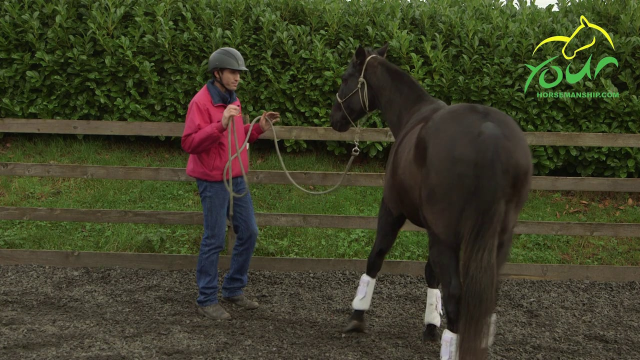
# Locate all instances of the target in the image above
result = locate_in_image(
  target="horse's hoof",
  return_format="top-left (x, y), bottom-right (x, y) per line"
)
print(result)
top-left (343, 320), bottom-right (366, 333)
top-left (422, 324), bottom-right (439, 342)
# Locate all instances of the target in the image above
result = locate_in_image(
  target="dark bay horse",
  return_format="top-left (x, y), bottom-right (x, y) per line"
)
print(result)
top-left (330, 43), bottom-right (533, 360)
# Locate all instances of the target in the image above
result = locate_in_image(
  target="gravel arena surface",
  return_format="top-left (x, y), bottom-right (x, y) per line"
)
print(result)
top-left (1, 264), bottom-right (639, 360)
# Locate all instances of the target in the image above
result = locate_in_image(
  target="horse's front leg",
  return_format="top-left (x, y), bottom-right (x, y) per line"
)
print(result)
top-left (344, 197), bottom-right (406, 333)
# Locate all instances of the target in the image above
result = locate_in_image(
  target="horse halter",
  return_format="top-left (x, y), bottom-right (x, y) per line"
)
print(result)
top-left (335, 54), bottom-right (379, 155)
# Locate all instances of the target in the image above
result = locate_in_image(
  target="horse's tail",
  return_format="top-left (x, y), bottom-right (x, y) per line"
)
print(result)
top-left (458, 122), bottom-right (506, 360)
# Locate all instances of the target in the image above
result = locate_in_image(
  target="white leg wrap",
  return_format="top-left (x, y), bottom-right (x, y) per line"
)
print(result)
top-left (351, 273), bottom-right (376, 311)
top-left (440, 329), bottom-right (458, 360)
top-left (482, 313), bottom-right (497, 348)
top-left (424, 287), bottom-right (443, 327)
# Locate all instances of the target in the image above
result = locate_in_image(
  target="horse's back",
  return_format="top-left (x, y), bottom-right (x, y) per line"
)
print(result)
top-left (424, 103), bottom-right (530, 171)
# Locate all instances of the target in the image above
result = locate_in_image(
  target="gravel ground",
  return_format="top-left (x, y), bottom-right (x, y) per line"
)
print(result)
top-left (1, 264), bottom-right (639, 360)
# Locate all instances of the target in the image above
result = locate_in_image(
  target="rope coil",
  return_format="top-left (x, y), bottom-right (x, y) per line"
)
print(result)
top-left (223, 115), bottom-right (360, 223)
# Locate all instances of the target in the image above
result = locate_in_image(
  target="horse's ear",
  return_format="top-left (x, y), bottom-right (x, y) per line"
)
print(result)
top-left (376, 42), bottom-right (389, 58)
top-left (355, 46), bottom-right (367, 64)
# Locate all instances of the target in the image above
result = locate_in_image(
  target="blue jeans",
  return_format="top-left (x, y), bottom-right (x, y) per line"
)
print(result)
top-left (195, 177), bottom-right (259, 307)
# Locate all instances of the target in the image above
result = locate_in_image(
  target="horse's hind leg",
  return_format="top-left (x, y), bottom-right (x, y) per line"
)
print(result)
top-left (344, 197), bottom-right (406, 333)
top-left (423, 234), bottom-right (443, 342)
top-left (428, 243), bottom-right (462, 360)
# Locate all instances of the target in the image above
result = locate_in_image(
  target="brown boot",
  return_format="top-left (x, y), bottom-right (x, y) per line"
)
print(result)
top-left (197, 302), bottom-right (231, 320)
top-left (222, 294), bottom-right (259, 309)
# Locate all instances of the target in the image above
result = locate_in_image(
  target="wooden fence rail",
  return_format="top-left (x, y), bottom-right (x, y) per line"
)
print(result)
top-left (1, 206), bottom-right (639, 237)
top-left (2, 249), bottom-right (640, 282)
top-left (2, 118), bottom-right (640, 147)
top-left (2, 162), bottom-right (640, 192)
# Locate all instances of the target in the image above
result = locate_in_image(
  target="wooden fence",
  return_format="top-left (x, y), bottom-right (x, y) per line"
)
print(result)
top-left (1, 118), bottom-right (639, 281)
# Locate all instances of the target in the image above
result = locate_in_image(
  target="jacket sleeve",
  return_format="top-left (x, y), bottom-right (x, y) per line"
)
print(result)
top-left (181, 101), bottom-right (226, 154)
top-left (244, 122), bottom-right (265, 144)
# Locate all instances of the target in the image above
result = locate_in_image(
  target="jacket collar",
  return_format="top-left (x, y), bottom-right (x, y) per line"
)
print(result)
top-left (206, 79), bottom-right (237, 106)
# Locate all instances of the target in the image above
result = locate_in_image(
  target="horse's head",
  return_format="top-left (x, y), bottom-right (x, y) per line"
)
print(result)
top-left (330, 43), bottom-right (388, 132)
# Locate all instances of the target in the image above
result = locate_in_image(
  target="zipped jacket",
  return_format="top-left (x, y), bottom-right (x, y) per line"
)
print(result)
top-left (181, 82), bottom-right (264, 181)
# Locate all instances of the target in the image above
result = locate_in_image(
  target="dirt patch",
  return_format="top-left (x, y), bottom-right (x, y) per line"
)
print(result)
top-left (1, 265), bottom-right (639, 359)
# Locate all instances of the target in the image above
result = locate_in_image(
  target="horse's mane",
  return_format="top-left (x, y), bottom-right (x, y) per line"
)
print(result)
top-left (365, 48), bottom-right (433, 102)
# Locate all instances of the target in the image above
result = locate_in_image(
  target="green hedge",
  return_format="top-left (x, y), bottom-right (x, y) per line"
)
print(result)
top-left (1, 0), bottom-right (639, 177)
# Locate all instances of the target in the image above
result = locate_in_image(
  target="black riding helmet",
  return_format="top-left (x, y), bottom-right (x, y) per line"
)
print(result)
top-left (208, 47), bottom-right (248, 94)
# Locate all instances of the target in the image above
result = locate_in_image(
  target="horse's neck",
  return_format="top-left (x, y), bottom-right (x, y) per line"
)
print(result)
top-left (370, 61), bottom-right (443, 138)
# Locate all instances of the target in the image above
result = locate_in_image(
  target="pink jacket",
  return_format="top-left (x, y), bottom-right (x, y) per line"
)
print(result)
top-left (181, 84), bottom-right (264, 182)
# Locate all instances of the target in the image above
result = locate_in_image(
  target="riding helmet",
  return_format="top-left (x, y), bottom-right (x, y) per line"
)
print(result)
top-left (207, 47), bottom-right (249, 72)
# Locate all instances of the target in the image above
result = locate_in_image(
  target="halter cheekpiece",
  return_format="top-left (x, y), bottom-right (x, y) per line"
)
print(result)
top-left (335, 54), bottom-right (379, 155)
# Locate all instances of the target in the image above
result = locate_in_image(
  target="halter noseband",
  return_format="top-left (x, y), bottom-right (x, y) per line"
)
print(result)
top-left (335, 54), bottom-right (379, 155)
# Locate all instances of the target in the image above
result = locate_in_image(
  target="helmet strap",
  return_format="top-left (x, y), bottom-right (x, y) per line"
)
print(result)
top-left (212, 69), bottom-right (236, 105)
top-left (213, 69), bottom-right (233, 94)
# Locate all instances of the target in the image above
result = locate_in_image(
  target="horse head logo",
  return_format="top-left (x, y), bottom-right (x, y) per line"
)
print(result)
top-left (533, 15), bottom-right (615, 60)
